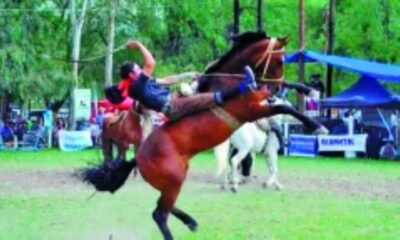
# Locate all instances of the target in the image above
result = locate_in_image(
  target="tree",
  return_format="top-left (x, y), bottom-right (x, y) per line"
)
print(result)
top-left (104, 0), bottom-right (117, 87)
top-left (68, 0), bottom-right (88, 130)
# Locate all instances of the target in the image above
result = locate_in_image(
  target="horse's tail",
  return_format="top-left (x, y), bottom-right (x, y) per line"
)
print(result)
top-left (214, 140), bottom-right (230, 178)
top-left (80, 158), bottom-right (137, 193)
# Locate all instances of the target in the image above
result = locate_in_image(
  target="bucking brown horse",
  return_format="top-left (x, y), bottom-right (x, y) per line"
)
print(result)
top-left (82, 31), bottom-right (327, 240)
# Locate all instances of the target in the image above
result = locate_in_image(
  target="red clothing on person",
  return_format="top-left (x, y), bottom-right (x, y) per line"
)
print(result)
top-left (118, 78), bottom-right (132, 98)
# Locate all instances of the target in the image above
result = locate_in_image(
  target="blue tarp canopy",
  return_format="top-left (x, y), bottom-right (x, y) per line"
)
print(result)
top-left (285, 51), bottom-right (400, 82)
top-left (320, 76), bottom-right (400, 109)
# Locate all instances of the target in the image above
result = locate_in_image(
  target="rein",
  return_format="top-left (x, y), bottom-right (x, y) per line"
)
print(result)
top-left (200, 73), bottom-right (282, 84)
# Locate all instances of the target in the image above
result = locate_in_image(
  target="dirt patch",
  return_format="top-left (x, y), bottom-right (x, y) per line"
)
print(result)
top-left (0, 169), bottom-right (87, 194)
top-left (0, 168), bottom-right (399, 201)
top-left (188, 170), bottom-right (400, 201)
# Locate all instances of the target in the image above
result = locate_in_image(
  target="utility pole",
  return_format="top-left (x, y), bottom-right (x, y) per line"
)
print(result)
top-left (298, 0), bottom-right (305, 113)
top-left (325, 0), bottom-right (335, 118)
top-left (256, 0), bottom-right (264, 32)
top-left (326, 0), bottom-right (335, 98)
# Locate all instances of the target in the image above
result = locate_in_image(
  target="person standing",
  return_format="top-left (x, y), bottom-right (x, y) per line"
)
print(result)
top-left (43, 105), bottom-right (53, 147)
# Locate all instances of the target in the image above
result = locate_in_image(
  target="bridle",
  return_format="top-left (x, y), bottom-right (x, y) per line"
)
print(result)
top-left (201, 37), bottom-right (285, 84)
top-left (254, 38), bottom-right (285, 84)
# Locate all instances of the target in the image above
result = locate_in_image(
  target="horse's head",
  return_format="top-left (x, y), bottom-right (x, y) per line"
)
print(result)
top-left (200, 31), bottom-right (287, 92)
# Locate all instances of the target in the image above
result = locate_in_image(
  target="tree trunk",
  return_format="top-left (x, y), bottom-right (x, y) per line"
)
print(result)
top-left (104, 0), bottom-right (116, 87)
top-left (256, 0), bottom-right (264, 32)
top-left (68, 0), bottom-right (88, 130)
top-left (233, 0), bottom-right (240, 35)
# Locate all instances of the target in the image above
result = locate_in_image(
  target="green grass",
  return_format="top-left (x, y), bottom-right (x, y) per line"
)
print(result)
top-left (0, 149), bottom-right (399, 240)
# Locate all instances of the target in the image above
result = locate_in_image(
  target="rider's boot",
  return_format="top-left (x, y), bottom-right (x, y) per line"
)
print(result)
top-left (214, 66), bottom-right (257, 104)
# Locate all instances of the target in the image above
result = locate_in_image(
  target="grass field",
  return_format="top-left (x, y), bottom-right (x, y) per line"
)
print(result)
top-left (0, 149), bottom-right (399, 240)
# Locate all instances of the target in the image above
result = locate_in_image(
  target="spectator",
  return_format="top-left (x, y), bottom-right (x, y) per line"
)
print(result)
top-left (43, 105), bottom-right (53, 147)
top-left (53, 118), bottom-right (66, 146)
top-left (1, 120), bottom-right (15, 148)
top-left (306, 73), bottom-right (325, 97)
top-left (32, 119), bottom-right (46, 148)
top-left (342, 111), bottom-right (355, 135)
top-left (379, 140), bottom-right (397, 160)
top-left (15, 120), bottom-right (28, 141)
top-left (95, 106), bottom-right (106, 128)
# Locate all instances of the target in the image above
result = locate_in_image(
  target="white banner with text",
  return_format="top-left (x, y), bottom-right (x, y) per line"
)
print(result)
top-left (318, 134), bottom-right (368, 152)
top-left (59, 130), bottom-right (93, 151)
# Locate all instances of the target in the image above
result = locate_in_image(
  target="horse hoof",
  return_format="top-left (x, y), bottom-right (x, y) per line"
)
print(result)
top-left (188, 222), bottom-right (198, 232)
top-left (240, 177), bottom-right (251, 185)
top-left (230, 187), bottom-right (237, 193)
top-left (313, 126), bottom-right (329, 135)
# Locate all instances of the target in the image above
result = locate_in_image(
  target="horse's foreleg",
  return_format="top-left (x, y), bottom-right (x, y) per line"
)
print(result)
top-left (271, 104), bottom-right (328, 134)
top-left (282, 82), bottom-right (313, 96)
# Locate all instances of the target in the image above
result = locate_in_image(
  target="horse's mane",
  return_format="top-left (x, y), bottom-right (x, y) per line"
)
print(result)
top-left (205, 31), bottom-right (269, 73)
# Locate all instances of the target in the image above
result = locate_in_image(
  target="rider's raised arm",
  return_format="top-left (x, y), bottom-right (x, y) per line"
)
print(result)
top-left (126, 40), bottom-right (155, 76)
top-left (156, 72), bottom-right (200, 86)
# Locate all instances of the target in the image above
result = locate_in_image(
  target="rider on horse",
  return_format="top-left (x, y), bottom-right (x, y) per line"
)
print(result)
top-left (106, 40), bottom-right (257, 121)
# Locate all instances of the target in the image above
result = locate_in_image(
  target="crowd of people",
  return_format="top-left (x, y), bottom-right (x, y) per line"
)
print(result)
top-left (0, 113), bottom-right (70, 150)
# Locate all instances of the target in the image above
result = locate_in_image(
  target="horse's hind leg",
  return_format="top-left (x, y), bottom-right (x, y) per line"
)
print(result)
top-left (153, 196), bottom-right (198, 239)
top-left (102, 138), bottom-right (113, 163)
top-left (153, 202), bottom-right (173, 240)
top-left (150, 171), bottom-right (187, 240)
top-left (229, 150), bottom-right (249, 192)
top-left (171, 207), bottom-right (198, 231)
top-left (263, 137), bottom-right (283, 190)
top-left (116, 143), bottom-right (128, 161)
top-left (214, 140), bottom-right (230, 190)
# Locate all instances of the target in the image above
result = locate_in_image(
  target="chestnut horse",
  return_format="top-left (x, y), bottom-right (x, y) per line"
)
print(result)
top-left (101, 108), bottom-right (152, 162)
top-left (83, 31), bottom-right (327, 240)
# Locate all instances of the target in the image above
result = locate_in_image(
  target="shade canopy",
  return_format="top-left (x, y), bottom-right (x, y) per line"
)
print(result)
top-left (285, 50), bottom-right (400, 82)
top-left (320, 76), bottom-right (400, 109)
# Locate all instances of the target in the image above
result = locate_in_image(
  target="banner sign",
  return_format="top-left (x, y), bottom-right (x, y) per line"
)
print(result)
top-left (318, 134), bottom-right (368, 152)
top-left (59, 130), bottom-right (93, 151)
top-left (288, 134), bottom-right (318, 157)
top-left (74, 89), bottom-right (91, 120)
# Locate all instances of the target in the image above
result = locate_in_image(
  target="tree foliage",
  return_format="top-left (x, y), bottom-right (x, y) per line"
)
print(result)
top-left (1, 0), bottom-right (399, 110)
